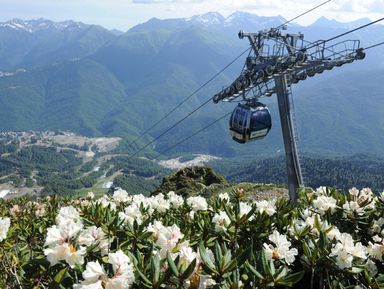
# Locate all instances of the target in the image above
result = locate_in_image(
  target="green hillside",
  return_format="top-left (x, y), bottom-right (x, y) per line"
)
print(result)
top-left (0, 59), bottom-right (141, 136)
top-left (0, 16), bottom-right (383, 157)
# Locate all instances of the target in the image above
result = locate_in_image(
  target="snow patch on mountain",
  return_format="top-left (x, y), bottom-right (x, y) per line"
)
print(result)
top-left (187, 12), bottom-right (225, 26)
top-left (0, 18), bottom-right (87, 33)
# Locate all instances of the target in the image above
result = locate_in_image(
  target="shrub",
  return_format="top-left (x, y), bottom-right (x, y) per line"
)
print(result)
top-left (0, 186), bottom-right (383, 288)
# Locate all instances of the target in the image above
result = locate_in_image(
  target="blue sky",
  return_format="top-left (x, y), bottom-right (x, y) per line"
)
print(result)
top-left (0, 0), bottom-right (383, 31)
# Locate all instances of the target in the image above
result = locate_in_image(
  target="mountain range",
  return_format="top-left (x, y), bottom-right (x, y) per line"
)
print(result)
top-left (0, 13), bottom-right (383, 157)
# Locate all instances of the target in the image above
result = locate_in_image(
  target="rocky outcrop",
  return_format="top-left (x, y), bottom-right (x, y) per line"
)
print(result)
top-left (153, 166), bottom-right (228, 197)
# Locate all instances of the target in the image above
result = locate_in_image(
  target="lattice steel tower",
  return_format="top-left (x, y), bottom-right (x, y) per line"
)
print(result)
top-left (213, 27), bottom-right (365, 202)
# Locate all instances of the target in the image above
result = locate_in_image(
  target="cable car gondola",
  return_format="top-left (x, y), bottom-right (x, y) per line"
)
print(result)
top-left (229, 102), bottom-right (272, 143)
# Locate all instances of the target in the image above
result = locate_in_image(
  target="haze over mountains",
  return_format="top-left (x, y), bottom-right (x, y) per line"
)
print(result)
top-left (0, 13), bottom-right (383, 157)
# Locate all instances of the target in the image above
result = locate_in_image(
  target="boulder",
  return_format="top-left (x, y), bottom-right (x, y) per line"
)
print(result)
top-left (153, 166), bottom-right (228, 197)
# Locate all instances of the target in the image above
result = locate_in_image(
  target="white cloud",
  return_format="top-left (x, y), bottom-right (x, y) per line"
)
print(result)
top-left (0, 0), bottom-right (382, 30)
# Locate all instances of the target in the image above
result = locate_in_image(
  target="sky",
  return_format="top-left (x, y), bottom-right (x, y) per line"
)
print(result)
top-left (0, 0), bottom-right (383, 31)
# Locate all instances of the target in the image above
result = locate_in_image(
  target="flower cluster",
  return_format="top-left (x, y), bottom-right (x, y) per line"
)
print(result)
top-left (73, 250), bottom-right (134, 289)
top-left (147, 220), bottom-right (185, 258)
top-left (44, 206), bottom-right (108, 268)
top-left (1, 185), bottom-right (384, 289)
top-left (330, 233), bottom-right (367, 269)
top-left (0, 216), bottom-right (10, 242)
top-left (263, 230), bottom-right (298, 265)
top-left (44, 206), bottom-right (85, 268)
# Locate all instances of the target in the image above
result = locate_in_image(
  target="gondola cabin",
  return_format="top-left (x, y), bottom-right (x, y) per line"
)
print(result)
top-left (229, 102), bottom-right (272, 143)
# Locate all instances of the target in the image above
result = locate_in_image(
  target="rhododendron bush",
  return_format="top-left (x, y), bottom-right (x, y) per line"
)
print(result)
top-left (0, 187), bottom-right (384, 288)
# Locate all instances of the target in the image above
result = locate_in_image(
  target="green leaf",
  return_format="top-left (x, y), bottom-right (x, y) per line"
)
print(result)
top-left (235, 246), bottom-right (250, 267)
top-left (134, 264), bottom-right (152, 285)
top-left (54, 267), bottom-right (68, 284)
top-left (318, 231), bottom-right (327, 250)
top-left (349, 267), bottom-right (364, 274)
top-left (245, 262), bottom-right (263, 279)
top-left (151, 254), bottom-right (160, 285)
top-left (269, 258), bottom-right (275, 276)
top-left (199, 242), bottom-right (215, 270)
top-left (214, 241), bottom-right (223, 268)
top-left (223, 259), bottom-right (237, 274)
top-left (278, 270), bottom-right (305, 286)
top-left (258, 250), bottom-right (269, 275)
top-left (275, 266), bottom-right (288, 281)
top-left (166, 251), bottom-right (179, 277)
top-left (180, 258), bottom-right (197, 281)
top-left (224, 205), bottom-right (235, 223)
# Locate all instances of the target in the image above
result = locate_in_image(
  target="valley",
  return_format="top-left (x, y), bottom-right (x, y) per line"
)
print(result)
top-left (1, 130), bottom-right (383, 199)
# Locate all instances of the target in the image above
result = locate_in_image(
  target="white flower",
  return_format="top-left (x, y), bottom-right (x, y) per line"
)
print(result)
top-left (367, 235), bottom-right (384, 261)
top-left (56, 206), bottom-right (81, 225)
top-left (342, 201), bottom-right (365, 216)
top-left (188, 211), bottom-right (195, 220)
top-left (147, 220), bottom-right (165, 239)
top-left (330, 233), bottom-right (367, 269)
top-left (312, 195), bottom-right (337, 215)
top-left (185, 275), bottom-right (216, 289)
top-left (218, 192), bottom-right (230, 202)
top-left (45, 219), bottom-right (83, 247)
top-left (368, 242), bottom-right (383, 260)
top-left (108, 250), bottom-right (135, 287)
top-left (326, 226), bottom-right (342, 241)
top-left (87, 191), bottom-right (95, 200)
top-left (113, 188), bottom-right (130, 204)
top-left (255, 199), bottom-right (276, 216)
top-left (95, 195), bottom-right (117, 211)
top-left (149, 193), bottom-right (170, 213)
top-left (44, 244), bottom-right (70, 266)
top-left (0, 217), bottom-right (10, 242)
top-left (212, 211), bottom-right (231, 231)
top-left (288, 219), bottom-right (308, 238)
top-left (239, 202), bottom-right (253, 219)
top-left (44, 206), bottom-right (86, 268)
top-left (156, 224), bottom-right (184, 258)
top-left (82, 261), bottom-right (105, 283)
top-left (35, 204), bottom-right (47, 217)
top-left (177, 242), bottom-right (198, 268)
top-left (332, 249), bottom-right (353, 269)
top-left (10, 204), bottom-right (21, 217)
top-left (148, 221), bottom-right (184, 258)
top-left (44, 243), bottom-right (86, 268)
top-left (78, 226), bottom-right (109, 256)
top-left (74, 252), bottom-right (134, 289)
top-left (132, 194), bottom-right (148, 206)
top-left (187, 196), bottom-right (208, 212)
top-left (349, 187), bottom-right (359, 196)
top-left (167, 191), bottom-right (184, 208)
top-left (263, 230), bottom-right (298, 265)
top-left (119, 204), bottom-right (142, 226)
top-left (380, 191), bottom-right (384, 201)
top-left (370, 218), bottom-right (384, 235)
top-left (315, 186), bottom-right (327, 196)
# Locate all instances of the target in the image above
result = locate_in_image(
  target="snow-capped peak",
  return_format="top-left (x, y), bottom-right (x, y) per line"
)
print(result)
top-left (0, 18), bottom-right (87, 33)
top-left (225, 11), bottom-right (254, 23)
top-left (187, 12), bottom-right (225, 25)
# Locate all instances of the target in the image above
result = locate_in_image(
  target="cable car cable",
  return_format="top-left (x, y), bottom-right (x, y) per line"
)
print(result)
top-left (306, 17), bottom-right (384, 50)
top-left (127, 46), bottom-right (251, 148)
top-left (275, 0), bottom-right (332, 30)
top-left (160, 111), bottom-right (232, 155)
top-left (364, 41), bottom-right (384, 50)
top-left (128, 96), bottom-right (219, 159)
